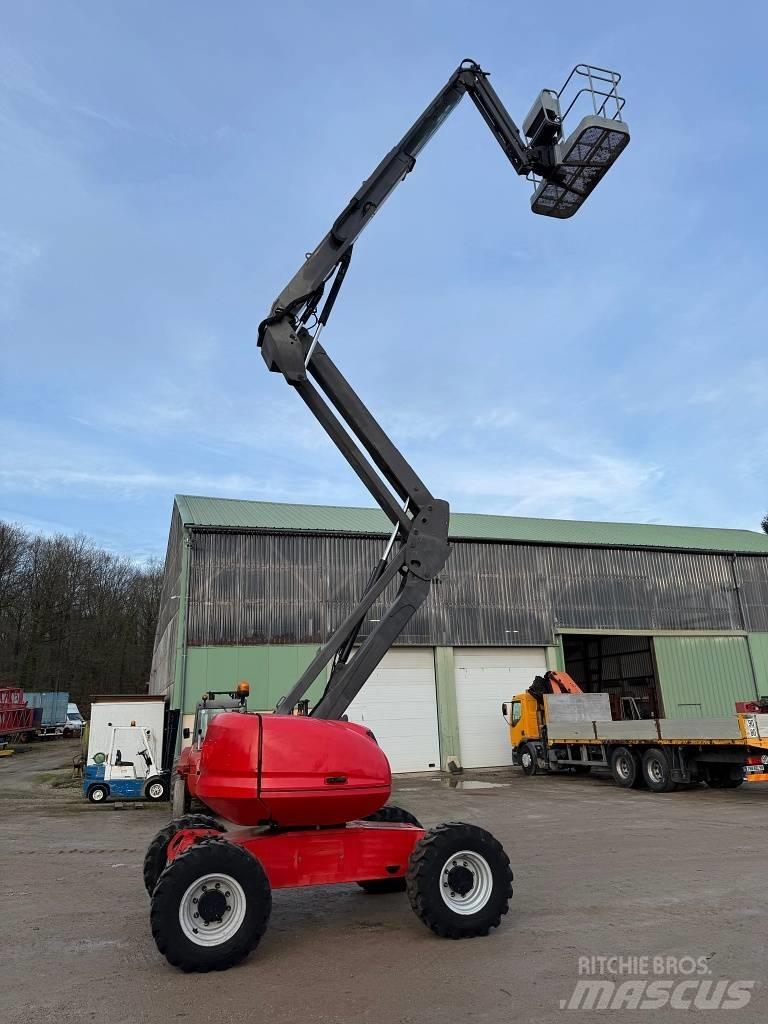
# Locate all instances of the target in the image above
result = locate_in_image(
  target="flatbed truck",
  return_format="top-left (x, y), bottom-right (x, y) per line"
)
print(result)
top-left (503, 682), bottom-right (768, 792)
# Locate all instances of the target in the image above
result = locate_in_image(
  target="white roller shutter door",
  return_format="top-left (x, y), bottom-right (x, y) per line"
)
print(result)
top-left (346, 648), bottom-right (440, 773)
top-left (455, 648), bottom-right (547, 768)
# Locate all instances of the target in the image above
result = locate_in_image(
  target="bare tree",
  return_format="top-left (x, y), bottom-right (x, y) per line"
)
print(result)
top-left (0, 522), bottom-right (164, 706)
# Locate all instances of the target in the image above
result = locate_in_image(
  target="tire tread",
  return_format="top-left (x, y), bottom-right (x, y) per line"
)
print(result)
top-left (406, 821), bottom-right (512, 939)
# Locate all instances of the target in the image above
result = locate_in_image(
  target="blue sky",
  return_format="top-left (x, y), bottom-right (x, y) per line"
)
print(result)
top-left (2, 1), bottom-right (767, 560)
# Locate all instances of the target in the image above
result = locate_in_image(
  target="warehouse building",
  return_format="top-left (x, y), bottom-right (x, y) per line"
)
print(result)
top-left (150, 495), bottom-right (768, 773)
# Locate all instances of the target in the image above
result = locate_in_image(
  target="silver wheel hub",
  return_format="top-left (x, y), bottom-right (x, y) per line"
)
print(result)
top-left (648, 759), bottom-right (663, 783)
top-left (439, 850), bottom-right (493, 915)
top-left (521, 751), bottom-right (532, 768)
top-left (617, 756), bottom-right (631, 779)
top-left (148, 783), bottom-right (164, 799)
top-left (179, 872), bottom-right (246, 946)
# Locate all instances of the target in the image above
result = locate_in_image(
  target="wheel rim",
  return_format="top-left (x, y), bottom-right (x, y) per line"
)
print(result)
top-left (521, 751), bottom-right (532, 769)
top-left (647, 758), bottom-right (663, 783)
top-left (148, 783), bottom-right (164, 799)
top-left (616, 756), bottom-right (632, 780)
top-left (91, 788), bottom-right (105, 802)
top-left (439, 850), bottom-right (493, 915)
top-left (179, 872), bottom-right (246, 946)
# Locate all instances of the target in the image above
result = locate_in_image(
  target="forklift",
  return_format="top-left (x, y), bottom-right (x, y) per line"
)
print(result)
top-left (144, 59), bottom-right (629, 972)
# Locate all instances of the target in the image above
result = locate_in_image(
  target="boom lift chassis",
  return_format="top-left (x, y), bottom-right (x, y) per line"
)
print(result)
top-left (144, 58), bottom-right (628, 973)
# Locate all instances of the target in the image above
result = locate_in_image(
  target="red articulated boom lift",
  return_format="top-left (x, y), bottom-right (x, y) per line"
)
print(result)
top-left (144, 59), bottom-right (629, 972)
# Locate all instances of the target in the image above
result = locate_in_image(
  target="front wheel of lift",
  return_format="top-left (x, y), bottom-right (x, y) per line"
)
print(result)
top-left (406, 822), bottom-right (513, 938)
top-left (143, 814), bottom-right (224, 895)
top-left (151, 837), bottom-right (271, 972)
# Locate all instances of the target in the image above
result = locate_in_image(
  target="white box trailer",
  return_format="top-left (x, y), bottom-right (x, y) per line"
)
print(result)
top-left (83, 696), bottom-right (178, 804)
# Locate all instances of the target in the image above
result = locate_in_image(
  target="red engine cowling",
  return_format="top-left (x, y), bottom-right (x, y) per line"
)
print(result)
top-left (195, 713), bottom-right (392, 826)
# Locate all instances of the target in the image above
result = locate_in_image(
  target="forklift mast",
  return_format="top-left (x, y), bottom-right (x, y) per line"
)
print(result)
top-left (259, 60), bottom-right (629, 720)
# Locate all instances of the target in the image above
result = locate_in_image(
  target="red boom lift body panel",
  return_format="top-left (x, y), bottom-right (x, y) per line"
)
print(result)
top-left (196, 713), bottom-right (392, 827)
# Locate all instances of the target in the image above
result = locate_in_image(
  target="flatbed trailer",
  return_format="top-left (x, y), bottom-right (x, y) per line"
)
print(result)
top-left (506, 692), bottom-right (768, 792)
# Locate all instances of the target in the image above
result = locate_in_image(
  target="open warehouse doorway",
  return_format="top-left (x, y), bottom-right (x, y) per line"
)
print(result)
top-left (561, 633), bottom-right (662, 720)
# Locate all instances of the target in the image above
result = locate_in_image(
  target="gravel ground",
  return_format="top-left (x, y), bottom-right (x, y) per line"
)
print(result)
top-left (2, 739), bottom-right (767, 1024)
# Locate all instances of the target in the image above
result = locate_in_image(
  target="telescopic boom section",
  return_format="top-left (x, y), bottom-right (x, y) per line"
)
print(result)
top-left (258, 59), bottom-right (627, 719)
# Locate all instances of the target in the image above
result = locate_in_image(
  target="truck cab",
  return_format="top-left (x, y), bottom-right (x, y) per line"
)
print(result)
top-left (503, 671), bottom-right (584, 773)
top-left (503, 692), bottom-right (543, 770)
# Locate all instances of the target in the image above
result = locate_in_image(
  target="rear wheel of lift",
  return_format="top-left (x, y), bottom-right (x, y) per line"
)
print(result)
top-left (518, 742), bottom-right (538, 776)
top-left (87, 784), bottom-right (109, 803)
top-left (407, 822), bottom-right (513, 938)
top-left (641, 747), bottom-right (677, 793)
top-left (151, 837), bottom-right (271, 972)
top-left (143, 814), bottom-right (224, 895)
top-left (358, 805), bottom-right (423, 893)
top-left (171, 774), bottom-right (191, 818)
top-left (145, 777), bottom-right (168, 802)
top-left (610, 746), bottom-right (640, 788)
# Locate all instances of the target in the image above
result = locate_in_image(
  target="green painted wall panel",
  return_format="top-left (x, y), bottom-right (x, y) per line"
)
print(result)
top-left (182, 645), bottom-right (326, 714)
top-left (654, 635), bottom-right (757, 717)
top-left (748, 634), bottom-right (768, 696)
top-left (434, 647), bottom-right (460, 770)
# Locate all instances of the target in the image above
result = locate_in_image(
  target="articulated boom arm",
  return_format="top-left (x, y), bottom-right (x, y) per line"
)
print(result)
top-left (259, 59), bottom-right (627, 720)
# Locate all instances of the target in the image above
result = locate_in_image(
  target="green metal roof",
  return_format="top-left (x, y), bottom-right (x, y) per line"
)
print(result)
top-left (174, 495), bottom-right (768, 555)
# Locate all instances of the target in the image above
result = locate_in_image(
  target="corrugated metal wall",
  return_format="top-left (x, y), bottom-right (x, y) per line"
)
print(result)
top-left (183, 530), bottom-right (768, 647)
top-left (653, 636), bottom-right (757, 716)
top-left (149, 508), bottom-right (183, 697)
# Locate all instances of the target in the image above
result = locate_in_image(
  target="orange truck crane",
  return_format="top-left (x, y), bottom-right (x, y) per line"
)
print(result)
top-left (503, 674), bottom-right (768, 791)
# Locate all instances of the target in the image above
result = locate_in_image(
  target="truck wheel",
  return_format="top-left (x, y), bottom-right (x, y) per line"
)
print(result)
top-left (641, 747), bottom-right (677, 793)
top-left (705, 767), bottom-right (744, 789)
top-left (359, 805), bottom-right (423, 893)
top-left (172, 775), bottom-right (191, 818)
top-left (518, 742), bottom-right (538, 776)
top-left (145, 777), bottom-right (169, 802)
top-left (143, 814), bottom-right (224, 895)
top-left (610, 746), bottom-right (640, 788)
top-left (407, 822), bottom-right (513, 938)
top-left (87, 784), bottom-right (109, 803)
top-left (151, 837), bottom-right (271, 972)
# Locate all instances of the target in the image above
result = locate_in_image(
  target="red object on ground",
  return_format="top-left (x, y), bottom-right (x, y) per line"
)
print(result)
top-left (167, 820), bottom-right (423, 889)
top-left (0, 687), bottom-right (36, 738)
top-left (736, 700), bottom-right (768, 713)
top-left (196, 712), bottom-right (391, 827)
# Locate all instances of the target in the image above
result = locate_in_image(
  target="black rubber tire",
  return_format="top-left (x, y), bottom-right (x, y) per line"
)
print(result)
top-left (641, 747), bottom-right (677, 793)
top-left (87, 784), bottom-right (109, 803)
top-left (407, 822), bottom-right (513, 939)
top-left (364, 804), bottom-right (422, 827)
top-left (705, 767), bottom-right (744, 789)
top-left (610, 746), bottom-right (640, 789)
top-left (171, 774), bottom-right (191, 818)
top-left (151, 837), bottom-right (271, 973)
top-left (143, 814), bottom-right (224, 895)
top-left (359, 805), bottom-right (423, 893)
top-left (518, 742), bottom-right (538, 776)
top-left (145, 776), bottom-right (169, 802)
